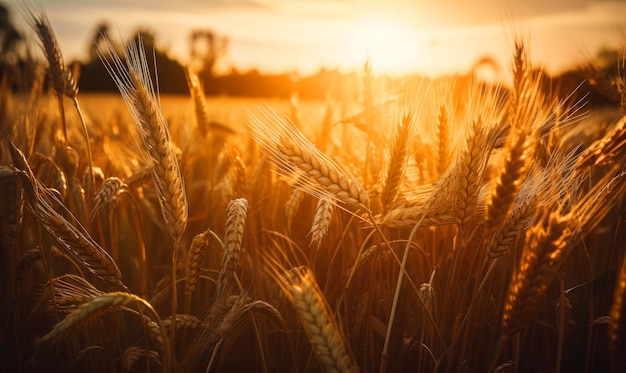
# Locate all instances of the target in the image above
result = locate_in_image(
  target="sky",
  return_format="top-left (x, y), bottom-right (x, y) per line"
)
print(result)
top-left (6, 0), bottom-right (626, 77)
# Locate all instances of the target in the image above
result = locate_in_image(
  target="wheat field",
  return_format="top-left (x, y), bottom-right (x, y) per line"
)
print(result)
top-left (2, 8), bottom-right (626, 373)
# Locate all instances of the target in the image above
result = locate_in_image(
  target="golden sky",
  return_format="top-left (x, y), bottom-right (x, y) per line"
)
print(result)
top-left (9, 0), bottom-right (626, 77)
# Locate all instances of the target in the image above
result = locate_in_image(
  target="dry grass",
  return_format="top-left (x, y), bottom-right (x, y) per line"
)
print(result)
top-left (3, 9), bottom-right (626, 373)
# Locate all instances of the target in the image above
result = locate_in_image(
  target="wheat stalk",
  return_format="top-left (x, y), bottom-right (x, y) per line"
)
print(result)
top-left (610, 251), bottom-right (626, 371)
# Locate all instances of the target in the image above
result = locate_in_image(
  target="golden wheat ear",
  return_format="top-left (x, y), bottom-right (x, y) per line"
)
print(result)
top-left (215, 198), bottom-right (248, 302)
top-left (99, 35), bottom-right (188, 350)
top-left (247, 105), bottom-right (370, 211)
top-left (184, 66), bottom-right (211, 137)
top-left (379, 111), bottom-right (415, 213)
top-left (280, 267), bottom-right (358, 373)
top-left (184, 229), bottom-right (212, 312)
top-left (502, 210), bottom-right (575, 336)
top-left (99, 36), bottom-right (188, 244)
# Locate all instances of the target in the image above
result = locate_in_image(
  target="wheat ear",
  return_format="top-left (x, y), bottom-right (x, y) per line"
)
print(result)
top-left (379, 201), bottom-right (455, 229)
top-left (380, 111), bottom-right (414, 212)
top-left (310, 196), bottom-right (334, 248)
top-left (100, 38), bottom-right (187, 242)
top-left (484, 127), bottom-right (533, 237)
top-left (454, 118), bottom-right (491, 228)
top-left (184, 65), bottom-right (211, 137)
top-left (38, 292), bottom-right (149, 343)
top-left (120, 346), bottom-right (161, 371)
top-left (24, 8), bottom-right (69, 141)
top-left (125, 166), bottom-right (152, 189)
top-left (502, 210), bottom-right (574, 336)
top-left (436, 104), bottom-right (451, 177)
top-left (215, 198), bottom-right (248, 301)
top-left (248, 106), bottom-right (369, 210)
top-left (486, 199), bottom-right (536, 260)
top-left (25, 8), bottom-right (93, 187)
top-left (184, 230), bottom-right (211, 313)
top-left (163, 314), bottom-right (205, 331)
top-left (90, 176), bottom-right (125, 220)
top-left (285, 267), bottom-right (357, 373)
top-left (285, 187), bottom-right (305, 231)
top-left (227, 146), bottom-right (247, 197)
top-left (576, 115), bottom-right (626, 170)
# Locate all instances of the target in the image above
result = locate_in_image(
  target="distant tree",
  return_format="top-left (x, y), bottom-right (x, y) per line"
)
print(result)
top-left (580, 45), bottom-right (624, 107)
top-left (78, 27), bottom-right (186, 94)
top-left (189, 29), bottom-right (228, 78)
top-left (125, 29), bottom-right (187, 94)
top-left (0, 3), bottom-right (24, 65)
top-left (87, 21), bottom-right (113, 62)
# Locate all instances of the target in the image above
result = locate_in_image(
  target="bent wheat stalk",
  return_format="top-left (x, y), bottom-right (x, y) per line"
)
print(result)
top-left (247, 106), bottom-right (369, 210)
top-left (38, 292), bottom-right (171, 371)
top-left (10, 143), bottom-right (125, 290)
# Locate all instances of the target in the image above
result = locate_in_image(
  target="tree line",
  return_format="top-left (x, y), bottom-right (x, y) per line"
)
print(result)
top-left (0, 2), bottom-right (622, 105)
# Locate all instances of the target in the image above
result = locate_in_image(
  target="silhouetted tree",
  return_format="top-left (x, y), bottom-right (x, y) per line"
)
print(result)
top-left (87, 21), bottom-right (112, 62)
top-left (189, 29), bottom-right (228, 78)
top-left (78, 27), bottom-right (187, 94)
top-left (0, 3), bottom-right (24, 65)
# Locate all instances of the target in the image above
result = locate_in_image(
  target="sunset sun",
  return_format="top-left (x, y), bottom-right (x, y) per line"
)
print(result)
top-left (331, 17), bottom-right (427, 75)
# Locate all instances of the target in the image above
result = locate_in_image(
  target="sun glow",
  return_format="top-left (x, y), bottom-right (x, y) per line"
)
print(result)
top-left (332, 17), bottom-right (429, 75)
